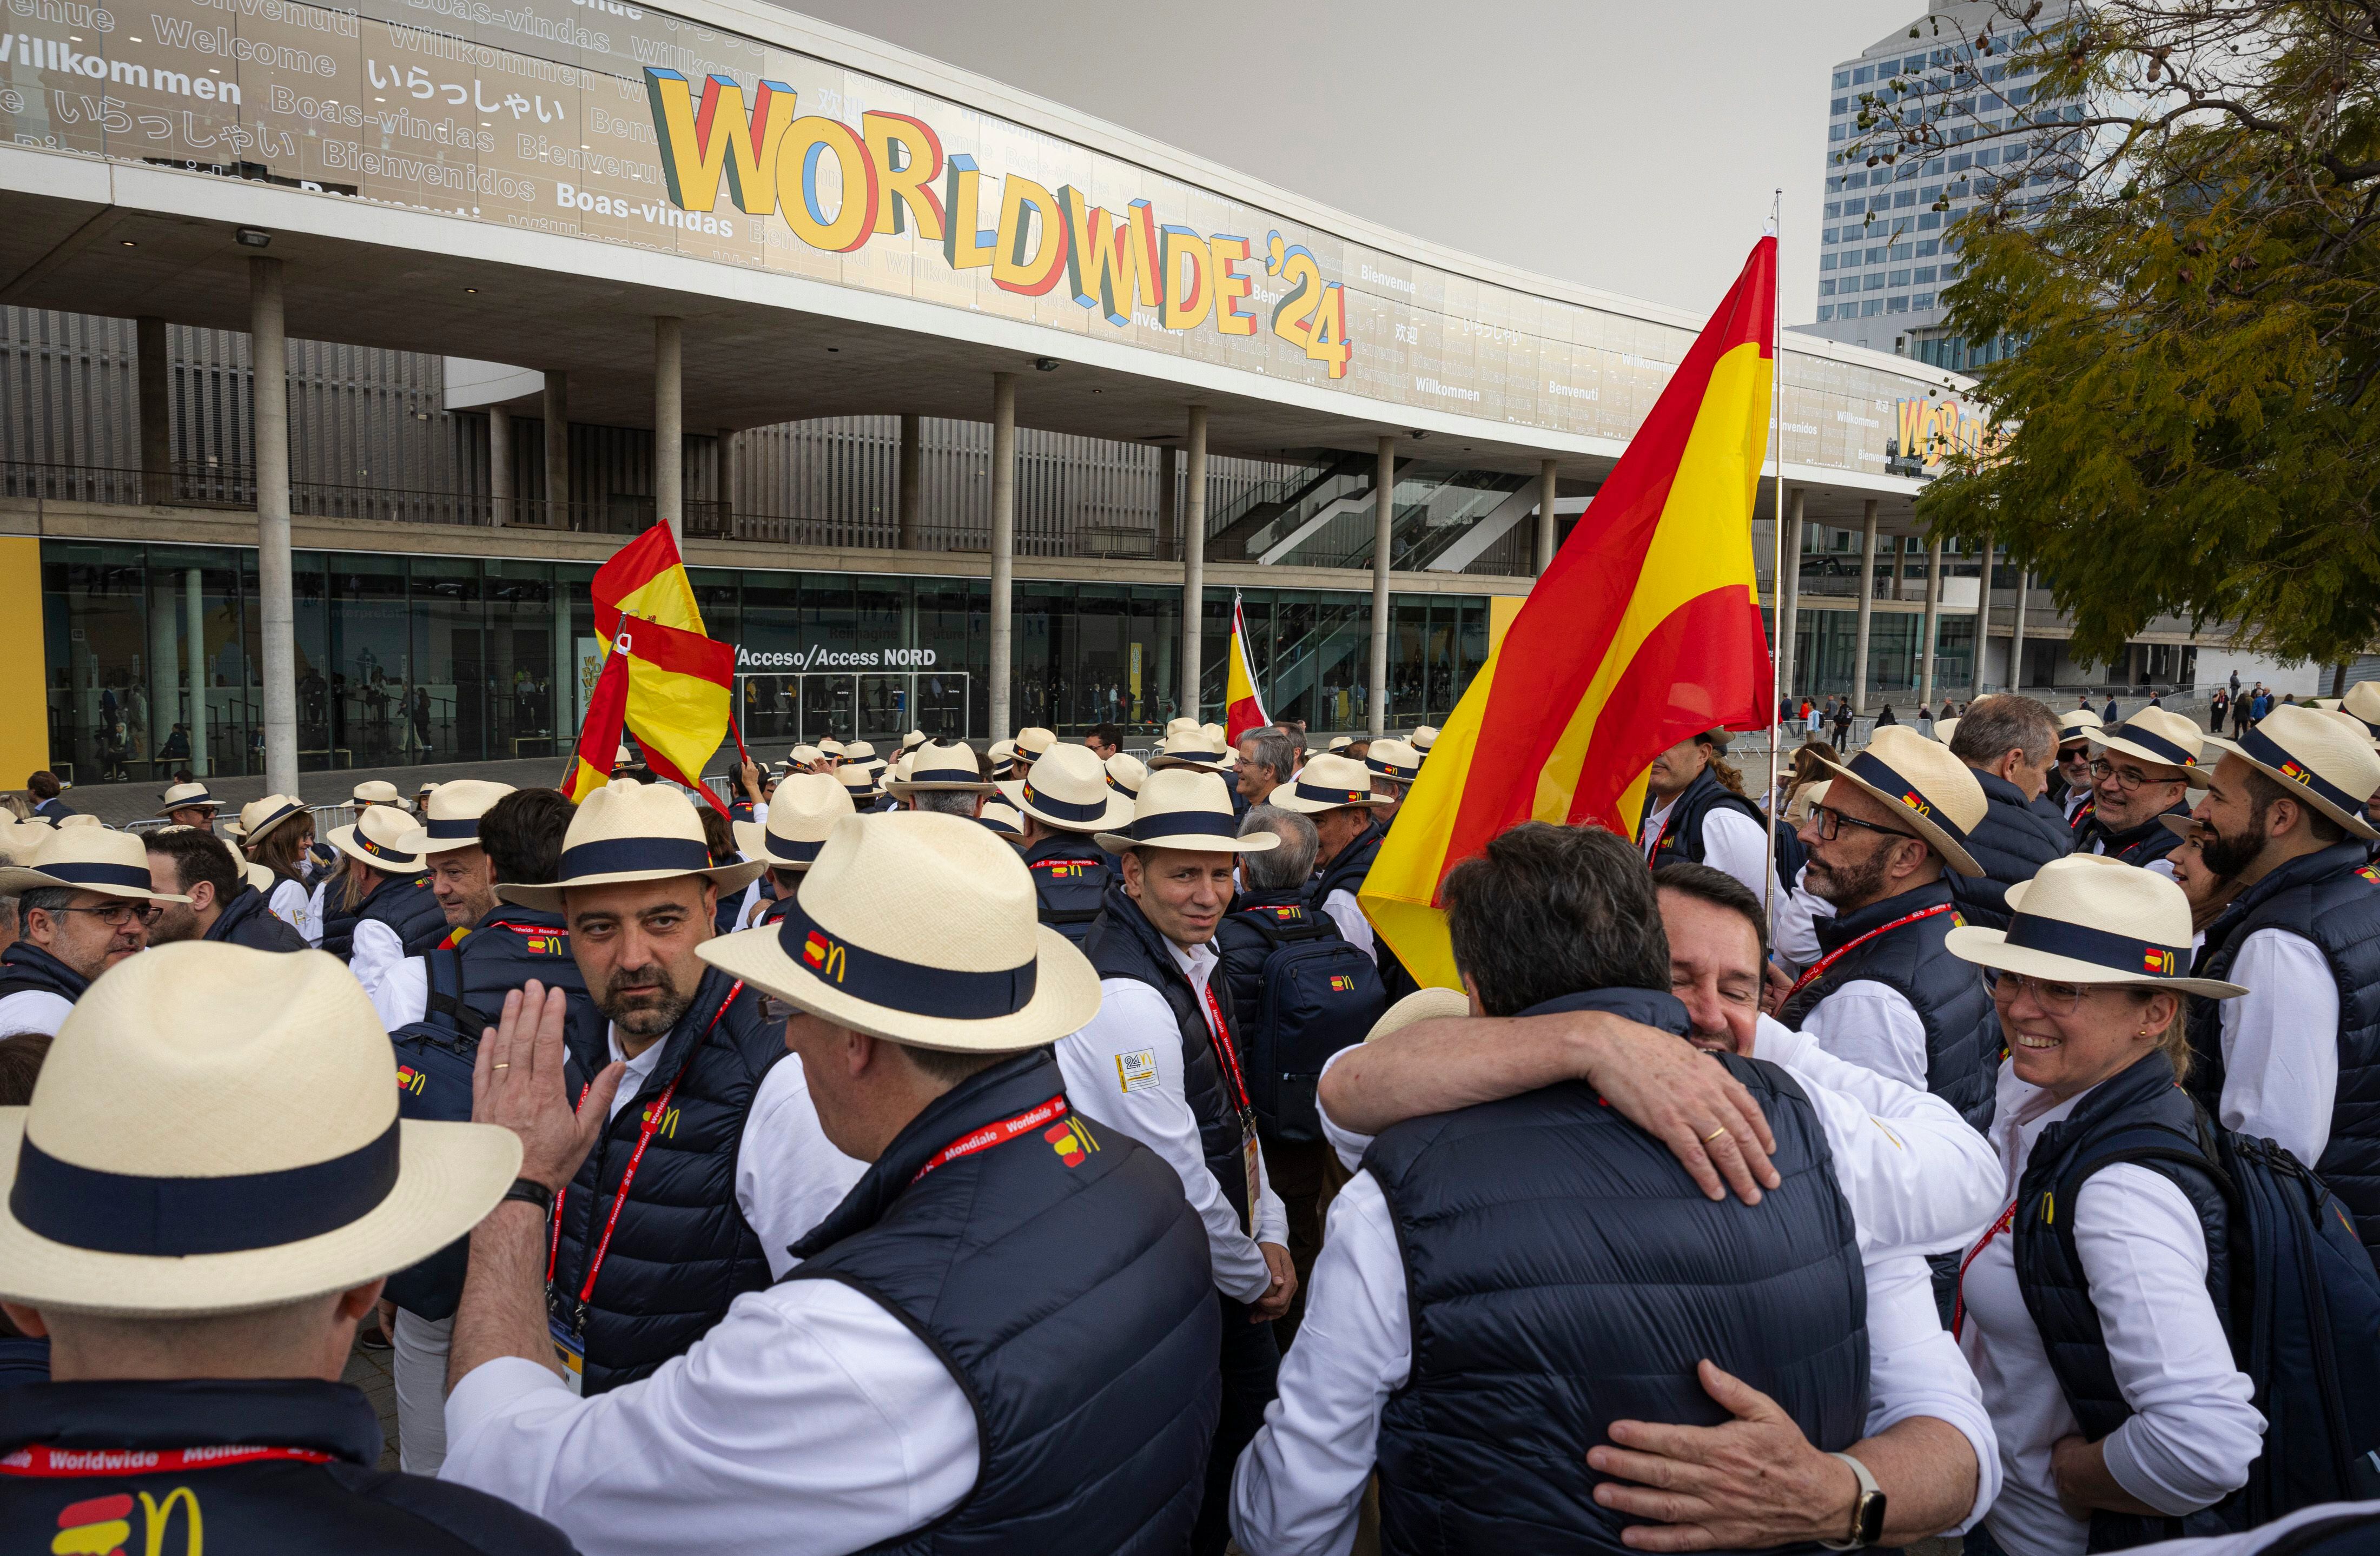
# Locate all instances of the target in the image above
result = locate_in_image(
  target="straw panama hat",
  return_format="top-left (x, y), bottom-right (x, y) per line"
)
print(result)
top-left (1328, 736), bottom-right (1353, 752)
top-left (2202, 703), bottom-right (2380, 842)
top-left (1166, 717), bottom-right (1201, 736)
top-left (154, 780), bottom-right (222, 817)
top-left (901, 729), bottom-right (928, 751)
top-left (395, 779), bottom-right (515, 856)
top-left (326, 804), bottom-right (428, 876)
top-left (415, 780), bottom-right (440, 802)
top-left (1786, 779), bottom-right (1832, 827)
top-left (0, 818), bottom-right (43, 866)
top-left (2091, 707), bottom-right (2205, 780)
top-left (1370, 985), bottom-right (1469, 1041)
top-left (0, 943), bottom-right (520, 1315)
top-left (2059, 708), bottom-right (2103, 739)
top-left (1014, 727), bottom-right (1057, 759)
top-left (1104, 752), bottom-right (1148, 798)
top-left (352, 779), bottom-right (409, 809)
top-left (839, 763), bottom-right (882, 803)
top-left (1200, 721), bottom-right (1226, 747)
top-left (789, 744), bottom-right (826, 769)
top-left (498, 778), bottom-right (768, 912)
top-left (2315, 706), bottom-right (2380, 753)
top-left (1146, 730), bottom-right (1232, 773)
top-left (888, 740), bottom-right (993, 799)
top-left (1814, 724), bottom-right (1988, 878)
top-left (1946, 854), bottom-right (2249, 999)
top-left (1363, 738), bottom-right (1423, 786)
top-left (2343, 680), bottom-right (2380, 738)
top-left (1000, 743), bottom-right (1134, 834)
top-left (1096, 768), bottom-right (1280, 855)
top-left (223, 793), bottom-right (309, 844)
top-left (733, 772), bottom-right (855, 871)
top-left (0, 824), bottom-right (189, 903)
top-left (697, 811), bottom-right (1101, 1054)
top-left (1411, 725), bottom-right (1441, 753)
top-left (1273, 753), bottom-right (1396, 816)
top-left (978, 800), bottom-right (1026, 839)
top-left (988, 738), bottom-right (1018, 778)
top-left (1935, 717), bottom-right (1961, 749)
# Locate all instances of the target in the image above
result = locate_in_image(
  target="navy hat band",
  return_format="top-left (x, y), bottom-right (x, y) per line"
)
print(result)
top-left (775, 901), bottom-right (1036, 1019)
top-left (426, 816), bottom-right (481, 840)
top-left (764, 835), bottom-right (824, 866)
top-left (39, 859), bottom-right (156, 891)
top-left (1293, 779), bottom-right (1374, 806)
top-left (1020, 782), bottom-right (1110, 823)
top-left (11, 1119), bottom-right (399, 1256)
top-left (558, 836), bottom-right (713, 878)
top-left (1846, 752), bottom-right (1972, 850)
top-left (904, 765), bottom-right (983, 786)
top-left (1126, 810), bottom-right (1239, 841)
top-left (2238, 726), bottom-right (2364, 817)
top-left (2104, 723), bottom-right (2197, 769)
top-left (2004, 914), bottom-right (2192, 980)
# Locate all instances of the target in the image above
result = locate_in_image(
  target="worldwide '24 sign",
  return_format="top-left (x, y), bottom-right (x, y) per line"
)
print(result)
top-left (642, 69), bottom-right (1353, 378)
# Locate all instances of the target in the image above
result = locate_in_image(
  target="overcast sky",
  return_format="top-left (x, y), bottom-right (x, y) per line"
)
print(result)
top-left (777, 0), bottom-right (1914, 323)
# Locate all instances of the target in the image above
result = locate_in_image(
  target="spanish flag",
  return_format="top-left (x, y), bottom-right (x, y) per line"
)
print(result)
top-left (1361, 237), bottom-right (1778, 988)
top-left (572, 527), bottom-right (737, 814)
top-left (1223, 593), bottom-right (1272, 747)
top-left (564, 638), bottom-right (631, 803)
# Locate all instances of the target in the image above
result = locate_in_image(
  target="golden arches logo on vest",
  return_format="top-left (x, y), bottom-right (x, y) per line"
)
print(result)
top-left (50, 1488), bottom-right (202, 1556)
top-left (641, 70), bottom-right (1355, 379)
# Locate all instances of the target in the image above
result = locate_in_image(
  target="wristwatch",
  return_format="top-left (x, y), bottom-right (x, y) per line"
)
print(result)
top-left (1820, 1451), bottom-right (1886, 1550)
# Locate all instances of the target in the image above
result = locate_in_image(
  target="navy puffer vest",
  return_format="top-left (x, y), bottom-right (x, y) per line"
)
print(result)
top-left (2189, 841), bottom-right (2380, 1260)
top-left (550, 967), bottom-right (787, 1394)
top-left (1948, 769), bottom-right (2073, 930)
top-left (1779, 878), bottom-right (1998, 1126)
top-left (204, 883), bottom-right (310, 952)
top-left (1644, 767), bottom-right (1768, 871)
top-left (354, 871), bottom-right (452, 957)
top-left (1367, 987), bottom-right (1869, 1556)
top-left (0, 942), bottom-right (88, 1004)
top-left (2076, 802), bottom-right (2190, 870)
top-left (1022, 833), bottom-right (1110, 945)
top-left (1084, 879), bottom-right (1251, 1230)
top-left (431, 908), bottom-right (597, 1044)
top-left (2012, 1051), bottom-right (2231, 1550)
top-left (1313, 817), bottom-right (1419, 1003)
top-left (787, 1050), bottom-right (1221, 1555)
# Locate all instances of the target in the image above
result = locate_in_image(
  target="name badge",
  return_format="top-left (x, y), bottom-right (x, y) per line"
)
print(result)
top-left (547, 1315), bottom-right (586, 1397)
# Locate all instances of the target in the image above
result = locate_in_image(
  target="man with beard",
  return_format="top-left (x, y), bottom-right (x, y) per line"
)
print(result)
top-left (1244, 860), bottom-right (2006, 1554)
top-left (2050, 709), bottom-right (2103, 823)
top-left (2186, 704), bottom-right (2380, 1266)
top-left (1779, 726), bottom-right (1998, 1127)
top-left (2072, 708), bottom-right (2205, 879)
top-left (142, 825), bottom-right (307, 951)
top-left (498, 779), bottom-right (866, 1395)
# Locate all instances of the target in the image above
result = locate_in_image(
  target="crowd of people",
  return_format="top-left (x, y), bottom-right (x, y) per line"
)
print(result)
top-left (0, 692), bottom-right (2377, 1556)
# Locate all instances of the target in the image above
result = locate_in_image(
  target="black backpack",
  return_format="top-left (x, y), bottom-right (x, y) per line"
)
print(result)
top-left (2047, 1115), bottom-right (2380, 1539)
top-left (1228, 907), bottom-right (1386, 1144)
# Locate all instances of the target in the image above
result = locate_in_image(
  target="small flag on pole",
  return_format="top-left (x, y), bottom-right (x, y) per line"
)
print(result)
top-left (565, 526), bottom-right (737, 815)
top-left (1224, 593), bottom-right (1272, 748)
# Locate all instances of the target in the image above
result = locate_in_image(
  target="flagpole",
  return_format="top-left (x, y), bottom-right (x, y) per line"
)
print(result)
top-left (1764, 190), bottom-right (1786, 926)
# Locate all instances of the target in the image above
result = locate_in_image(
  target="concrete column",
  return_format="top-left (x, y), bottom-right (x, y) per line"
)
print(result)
top-left (1971, 528), bottom-right (1998, 702)
top-left (146, 579), bottom-right (177, 763)
top-left (136, 315), bottom-right (171, 502)
top-left (1369, 435), bottom-right (1396, 737)
top-left (487, 406), bottom-right (512, 528)
top-left (184, 568), bottom-right (209, 778)
top-left (542, 370), bottom-right (569, 528)
top-left (552, 586), bottom-right (574, 740)
top-left (1851, 498), bottom-right (1879, 718)
top-left (1156, 444), bottom-right (1179, 560)
top-left (1181, 408), bottom-right (1209, 719)
top-left (1779, 487), bottom-right (1805, 699)
top-left (897, 413), bottom-right (922, 548)
top-left (250, 256), bottom-right (298, 797)
top-left (2008, 560), bottom-right (2031, 693)
top-left (1536, 457), bottom-right (1559, 574)
top-left (720, 429), bottom-right (741, 534)
top-left (1918, 534), bottom-right (1945, 709)
top-left (1887, 537), bottom-right (1903, 600)
top-left (989, 373), bottom-right (1017, 738)
top-left (654, 316), bottom-right (683, 544)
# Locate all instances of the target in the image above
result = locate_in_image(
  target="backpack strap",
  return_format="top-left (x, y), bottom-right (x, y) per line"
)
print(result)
top-left (421, 946), bottom-right (468, 1034)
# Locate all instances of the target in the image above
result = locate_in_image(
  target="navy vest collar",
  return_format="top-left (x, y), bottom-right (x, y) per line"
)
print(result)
top-left (604, 964), bottom-right (747, 1112)
top-left (203, 883), bottom-right (270, 944)
top-left (1098, 876), bottom-right (1188, 973)
top-left (1023, 833), bottom-right (1106, 865)
top-left (2201, 840), bottom-right (2374, 968)
top-left (0, 1379), bottom-right (380, 1464)
top-left (1972, 767), bottom-right (2027, 807)
top-left (1514, 986), bottom-right (1691, 1036)
top-left (788, 1049), bottom-right (1065, 1262)
top-left (470, 903), bottom-right (567, 935)
top-left (1813, 877), bottom-right (1956, 955)
top-left (2080, 799), bottom-right (2191, 856)
top-left (1315, 817), bottom-right (1386, 897)
top-left (0, 942), bottom-right (90, 1001)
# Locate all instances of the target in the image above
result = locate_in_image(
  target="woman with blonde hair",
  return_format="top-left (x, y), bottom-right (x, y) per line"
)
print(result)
top-left (1946, 855), bottom-right (2262, 1553)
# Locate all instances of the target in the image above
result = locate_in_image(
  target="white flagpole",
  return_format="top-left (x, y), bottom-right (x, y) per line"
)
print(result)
top-left (1764, 190), bottom-right (1786, 926)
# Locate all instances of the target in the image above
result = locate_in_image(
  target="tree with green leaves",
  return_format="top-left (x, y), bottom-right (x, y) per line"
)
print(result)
top-left (1849, 1), bottom-right (2380, 680)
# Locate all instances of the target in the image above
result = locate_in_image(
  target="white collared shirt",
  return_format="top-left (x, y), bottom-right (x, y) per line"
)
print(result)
top-left (0, 989), bottom-right (70, 1038)
top-left (1643, 796), bottom-right (1816, 972)
top-left (1802, 978), bottom-right (1934, 1097)
top-left (2214, 926), bottom-right (2340, 1167)
top-left (275, 877), bottom-right (319, 943)
top-left (1232, 1023), bottom-right (2005, 1556)
top-left (1317, 889), bottom-right (1376, 963)
top-left (349, 915), bottom-right (407, 1003)
top-left (1056, 933), bottom-right (1289, 1303)
top-left (1957, 1061), bottom-right (2262, 1556)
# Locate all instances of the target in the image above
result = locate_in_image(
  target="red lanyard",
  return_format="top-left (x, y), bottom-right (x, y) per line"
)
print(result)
top-left (546, 982), bottom-right (743, 1302)
top-left (1198, 981), bottom-right (1253, 1113)
top-left (1, 1445), bottom-right (336, 1476)
top-left (910, 1095), bottom-right (1068, 1185)
top-left (1950, 1201), bottom-right (2019, 1340)
top-left (1783, 903), bottom-right (1958, 1006)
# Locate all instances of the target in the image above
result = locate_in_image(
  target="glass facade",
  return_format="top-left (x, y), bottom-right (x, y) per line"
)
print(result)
top-left (42, 540), bottom-right (1495, 778)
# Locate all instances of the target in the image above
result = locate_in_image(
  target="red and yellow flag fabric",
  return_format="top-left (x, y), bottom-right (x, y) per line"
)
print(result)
top-left (1223, 594), bottom-right (1272, 747)
top-left (564, 643), bottom-right (631, 803)
top-left (1361, 236), bottom-right (1779, 988)
top-left (570, 527), bottom-right (736, 814)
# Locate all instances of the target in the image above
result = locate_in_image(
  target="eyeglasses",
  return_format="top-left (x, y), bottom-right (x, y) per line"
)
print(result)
top-left (1985, 968), bottom-right (2103, 1015)
top-left (2057, 746), bottom-right (2095, 765)
top-left (1804, 803), bottom-right (1919, 845)
top-left (2090, 759), bottom-right (2178, 792)
top-left (43, 901), bottom-right (157, 929)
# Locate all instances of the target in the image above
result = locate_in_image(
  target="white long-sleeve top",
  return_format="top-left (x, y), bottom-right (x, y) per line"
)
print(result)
top-left (1232, 1024), bottom-right (2005, 1556)
top-left (274, 877), bottom-right (318, 943)
top-left (2214, 926), bottom-right (2339, 1168)
top-left (2128, 1502), bottom-right (2380, 1555)
top-left (1055, 935), bottom-right (1288, 1302)
top-left (348, 914), bottom-right (407, 1004)
top-left (1318, 889), bottom-right (1376, 963)
top-left (0, 989), bottom-right (70, 1037)
top-left (1643, 797), bottom-right (1820, 974)
top-left (1802, 977), bottom-right (1935, 1098)
top-left (1958, 1060), bottom-right (2262, 1556)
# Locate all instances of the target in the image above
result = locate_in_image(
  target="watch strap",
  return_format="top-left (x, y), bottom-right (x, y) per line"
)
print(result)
top-left (1819, 1451), bottom-right (1882, 1550)
top-left (501, 1177), bottom-right (555, 1215)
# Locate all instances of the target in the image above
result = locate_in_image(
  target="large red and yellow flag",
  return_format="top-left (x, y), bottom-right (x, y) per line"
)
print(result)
top-left (564, 638), bottom-right (631, 803)
top-left (1223, 594), bottom-right (1272, 747)
top-left (1362, 236), bottom-right (1779, 988)
top-left (571, 527), bottom-right (736, 813)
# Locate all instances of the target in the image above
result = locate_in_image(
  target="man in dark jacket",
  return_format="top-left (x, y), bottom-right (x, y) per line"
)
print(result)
top-left (1943, 694), bottom-right (2071, 929)
top-left (23, 770), bottom-right (72, 823)
top-left (0, 825), bottom-right (177, 1038)
top-left (143, 825), bottom-right (308, 951)
top-left (0, 942), bottom-right (574, 1555)
top-left (1232, 822), bottom-right (1872, 1555)
top-left (2072, 707), bottom-right (2204, 879)
top-left (1278, 751), bottom-right (1417, 1003)
top-left (999, 741), bottom-right (1133, 943)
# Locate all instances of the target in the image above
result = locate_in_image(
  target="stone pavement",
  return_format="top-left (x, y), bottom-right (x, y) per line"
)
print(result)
top-left (342, 1328), bottom-right (402, 1472)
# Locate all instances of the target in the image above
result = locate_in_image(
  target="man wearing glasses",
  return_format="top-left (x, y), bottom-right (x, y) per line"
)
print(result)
top-left (2073, 708), bottom-right (2205, 880)
top-left (0, 826), bottom-right (181, 1036)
